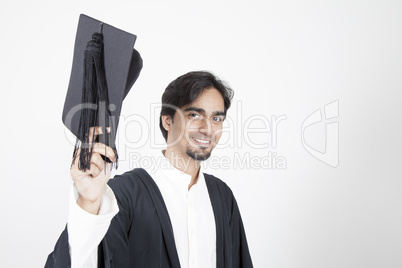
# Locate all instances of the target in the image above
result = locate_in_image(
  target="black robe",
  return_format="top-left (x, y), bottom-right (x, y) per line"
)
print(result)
top-left (45, 168), bottom-right (253, 268)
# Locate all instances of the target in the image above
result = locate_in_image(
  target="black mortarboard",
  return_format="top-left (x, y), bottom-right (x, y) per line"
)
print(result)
top-left (62, 14), bottom-right (143, 171)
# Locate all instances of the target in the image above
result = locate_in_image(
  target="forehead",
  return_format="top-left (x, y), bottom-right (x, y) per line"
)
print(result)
top-left (182, 87), bottom-right (225, 112)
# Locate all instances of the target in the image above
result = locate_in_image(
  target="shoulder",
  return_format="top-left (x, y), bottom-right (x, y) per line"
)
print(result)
top-left (203, 172), bottom-right (244, 222)
top-left (106, 168), bottom-right (156, 213)
top-left (203, 172), bottom-right (235, 199)
top-left (108, 168), bottom-right (151, 195)
top-left (203, 172), bottom-right (231, 189)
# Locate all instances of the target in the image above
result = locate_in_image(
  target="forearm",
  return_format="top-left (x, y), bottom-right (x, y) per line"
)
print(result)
top-left (68, 184), bottom-right (119, 267)
top-left (77, 194), bottom-right (102, 215)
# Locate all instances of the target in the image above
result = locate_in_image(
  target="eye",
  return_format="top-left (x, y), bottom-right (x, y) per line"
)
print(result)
top-left (189, 113), bottom-right (200, 118)
top-left (212, 116), bottom-right (224, 122)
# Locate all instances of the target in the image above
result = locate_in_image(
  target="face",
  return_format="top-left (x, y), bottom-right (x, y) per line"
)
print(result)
top-left (163, 87), bottom-right (226, 161)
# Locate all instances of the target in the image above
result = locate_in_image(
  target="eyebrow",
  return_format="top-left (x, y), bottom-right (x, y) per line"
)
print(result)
top-left (184, 107), bottom-right (205, 114)
top-left (213, 111), bottom-right (226, 117)
top-left (184, 107), bottom-right (226, 117)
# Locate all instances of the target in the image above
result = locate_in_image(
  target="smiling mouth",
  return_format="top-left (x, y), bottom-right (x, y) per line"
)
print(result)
top-left (192, 137), bottom-right (211, 146)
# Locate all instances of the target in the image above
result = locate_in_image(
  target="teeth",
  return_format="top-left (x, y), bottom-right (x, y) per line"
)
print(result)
top-left (193, 138), bottom-right (210, 144)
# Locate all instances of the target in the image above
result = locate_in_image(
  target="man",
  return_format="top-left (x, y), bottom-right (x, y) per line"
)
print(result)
top-left (46, 71), bottom-right (253, 268)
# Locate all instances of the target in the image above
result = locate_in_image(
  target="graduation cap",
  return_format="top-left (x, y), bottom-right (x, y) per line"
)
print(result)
top-left (62, 14), bottom-right (143, 171)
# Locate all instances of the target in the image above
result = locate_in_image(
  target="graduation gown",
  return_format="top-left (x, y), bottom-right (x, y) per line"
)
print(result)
top-left (45, 168), bottom-right (253, 268)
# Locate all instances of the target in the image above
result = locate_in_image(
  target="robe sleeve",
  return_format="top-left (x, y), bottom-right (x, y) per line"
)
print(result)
top-left (230, 195), bottom-right (254, 268)
top-left (46, 169), bottom-right (171, 268)
top-left (96, 173), bottom-right (136, 267)
top-left (68, 185), bottom-right (119, 267)
top-left (45, 183), bottom-right (121, 268)
top-left (203, 172), bottom-right (254, 268)
top-left (45, 226), bottom-right (70, 268)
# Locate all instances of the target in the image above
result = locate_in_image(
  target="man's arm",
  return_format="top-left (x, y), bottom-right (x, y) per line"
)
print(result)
top-left (229, 195), bottom-right (253, 268)
top-left (45, 185), bottom-right (119, 268)
top-left (46, 127), bottom-right (118, 267)
top-left (68, 184), bottom-right (119, 267)
top-left (45, 227), bottom-right (70, 268)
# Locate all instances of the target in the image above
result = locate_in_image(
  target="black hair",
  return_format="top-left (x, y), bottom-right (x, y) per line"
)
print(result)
top-left (159, 71), bottom-right (234, 142)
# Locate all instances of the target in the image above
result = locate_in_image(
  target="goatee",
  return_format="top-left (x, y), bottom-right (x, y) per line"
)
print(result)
top-left (186, 147), bottom-right (211, 161)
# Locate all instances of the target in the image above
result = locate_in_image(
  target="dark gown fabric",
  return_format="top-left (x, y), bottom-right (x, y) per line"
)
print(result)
top-left (45, 168), bottom-right (253, 268)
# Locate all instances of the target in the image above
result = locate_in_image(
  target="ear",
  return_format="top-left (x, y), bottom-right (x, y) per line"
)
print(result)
top-left (161, 115), bottom-right (172, 132)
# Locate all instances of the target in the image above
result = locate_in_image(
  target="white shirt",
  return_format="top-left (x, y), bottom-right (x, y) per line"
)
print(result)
top-left (68, 153), bottom-right (216, 268)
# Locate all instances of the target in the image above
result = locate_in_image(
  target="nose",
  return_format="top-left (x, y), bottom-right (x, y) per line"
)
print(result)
top-left (198, 117), bottom-right (212, 136)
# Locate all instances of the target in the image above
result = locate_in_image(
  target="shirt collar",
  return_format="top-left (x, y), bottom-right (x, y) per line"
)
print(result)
top-left (149, 150), bottom-right (204, 187)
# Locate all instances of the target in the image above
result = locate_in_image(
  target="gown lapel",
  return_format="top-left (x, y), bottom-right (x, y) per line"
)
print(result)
top-left (135, 168), bottom-right (181, 268)
top-left (204, 173), bottom-right (229, 268)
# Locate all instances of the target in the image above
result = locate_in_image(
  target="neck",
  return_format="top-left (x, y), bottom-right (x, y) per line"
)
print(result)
top-left (163, 148), bottom-right (200, 188)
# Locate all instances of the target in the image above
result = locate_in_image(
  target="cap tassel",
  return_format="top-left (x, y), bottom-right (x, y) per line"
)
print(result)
top-left (73, 24), bottom-right (118, 172)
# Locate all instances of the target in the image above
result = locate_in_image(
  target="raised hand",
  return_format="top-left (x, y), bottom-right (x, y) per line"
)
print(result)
top-left (70, 127), bottom-right (116, 214)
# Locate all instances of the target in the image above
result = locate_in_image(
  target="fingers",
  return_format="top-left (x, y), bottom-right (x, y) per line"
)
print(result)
top-left (88, 126), bottom-right (111, 143)
top-left (73, 143), bottom-right (116, 164)
top-left (92, 143), bottom-right (116, 162)
top-left (89, 153), bottom-right (105, 176)
top-left (71, 152), bottom-right (109, 178)
top-left (71, 134), bottom-right (116, 180)
top-left (71, 145), bottom-right (115, 178)
top-left (88, 154), bottom-right (116, 178)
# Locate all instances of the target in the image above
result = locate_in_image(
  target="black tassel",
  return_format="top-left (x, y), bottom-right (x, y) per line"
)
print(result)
top-left (72, 24), bottom-right (118, 172)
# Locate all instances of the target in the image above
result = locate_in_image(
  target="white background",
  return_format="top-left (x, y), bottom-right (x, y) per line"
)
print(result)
top-left (1, 0), bottom-right (402, 267)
